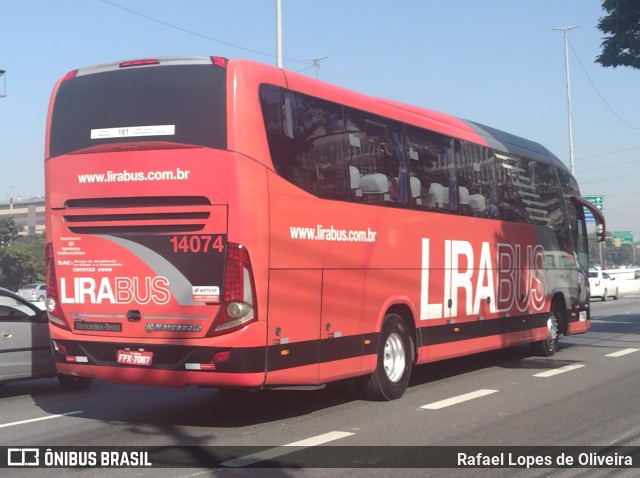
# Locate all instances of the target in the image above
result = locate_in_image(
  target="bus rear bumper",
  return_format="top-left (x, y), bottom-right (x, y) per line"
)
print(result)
top-left (55, 362), bottom-right (266, 388)
top-left (51, 338), bottom-right (267, 388)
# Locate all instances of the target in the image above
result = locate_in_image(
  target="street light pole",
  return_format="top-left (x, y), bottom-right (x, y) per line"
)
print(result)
top-left (553, 26), bottom-right (578, 174)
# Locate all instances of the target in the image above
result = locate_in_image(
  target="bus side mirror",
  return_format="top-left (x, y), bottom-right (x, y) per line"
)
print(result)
top-left (572, 196), bottom-right (606, 243)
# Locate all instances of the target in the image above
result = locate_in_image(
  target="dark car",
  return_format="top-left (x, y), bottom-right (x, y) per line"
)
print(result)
top-left (0, 287), bottom-right (92, 390)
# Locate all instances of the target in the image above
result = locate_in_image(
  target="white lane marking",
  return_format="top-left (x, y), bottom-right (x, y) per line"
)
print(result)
top-left (606, 348), bottom-right (640, 358)
top-left (0, 411), bottom-right (83, 429)
top-left (533, 364), bottom-right (585, 378)
top-left (420, 389), bottom-right (499, 410)
top-left (221, 431), bottom-right (355, 468)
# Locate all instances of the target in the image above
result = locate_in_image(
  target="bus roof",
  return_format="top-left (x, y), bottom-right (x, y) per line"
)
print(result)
top-left (463, 120), bottom-right (566, 170)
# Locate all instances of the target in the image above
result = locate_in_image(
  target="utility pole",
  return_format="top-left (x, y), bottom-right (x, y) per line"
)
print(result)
top-left (308, 56), bottom-right (328, 79)
top-left (553, 26), bottom-right (578, 174)
top-left (275, 0), bottom-right (282, 68)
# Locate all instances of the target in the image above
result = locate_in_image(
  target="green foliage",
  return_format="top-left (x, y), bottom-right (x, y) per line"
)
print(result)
top-left (596, 0), bottom-right (640, 69)
top-left (0, 217), bottom-right (21, 248)
top-left (13, 234), bottom-right (45, 278)
top-left (0, 249), bottom-right (38, 291)
top-left (0, 217), bottom-right (45, 290)
top-left (589, 232), bottom-right (640, 269)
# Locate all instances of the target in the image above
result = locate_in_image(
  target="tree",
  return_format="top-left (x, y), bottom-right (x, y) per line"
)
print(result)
top-left (12, 233), bottom-right (45, 278)
top-left (596, 0), bottom-right (640, 69)
top-left (0, 217), bottom-right (21, 248)
top-left (0, 217), bottom-right (43, 290)
top-left (0, 249), bottom-right (38, 291)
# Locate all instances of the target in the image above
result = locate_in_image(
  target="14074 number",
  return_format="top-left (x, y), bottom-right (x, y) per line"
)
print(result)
top-left (169, 235), bottom-right (224, 253)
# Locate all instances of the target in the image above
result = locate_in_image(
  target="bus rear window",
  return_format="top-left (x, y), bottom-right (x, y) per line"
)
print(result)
top-left (48, 64), bottom-right (226, 158)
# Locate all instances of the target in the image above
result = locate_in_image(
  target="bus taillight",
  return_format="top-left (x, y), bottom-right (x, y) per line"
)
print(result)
top-left (45, 243), bottom-right (70, 330)
top-left (208, 243), bottom-right (257, 336)
top-left (61, 69), bottom-right (78, 81)
top-left (211, 56), bottom-right (228, 68)
top-left (119, 58), bottom-right (160, 68)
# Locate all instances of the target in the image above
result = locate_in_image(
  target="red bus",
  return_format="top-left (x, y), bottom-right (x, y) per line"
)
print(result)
top-left (44, 56), bottom-right (605, 399)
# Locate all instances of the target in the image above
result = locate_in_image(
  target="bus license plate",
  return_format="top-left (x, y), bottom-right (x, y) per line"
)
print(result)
top-left (116, 350), bottom-right (153, 367)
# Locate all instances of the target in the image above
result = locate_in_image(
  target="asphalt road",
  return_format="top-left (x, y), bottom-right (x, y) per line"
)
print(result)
top-left (2, 296), bottom-right (640, 477)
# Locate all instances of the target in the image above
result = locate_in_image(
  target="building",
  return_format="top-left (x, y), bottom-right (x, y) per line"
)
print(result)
top-left (0, 198), bottom-right (45, 235)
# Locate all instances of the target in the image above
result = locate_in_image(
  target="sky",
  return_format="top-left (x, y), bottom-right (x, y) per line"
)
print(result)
top-left (1, 0), bottom-right (639, 235)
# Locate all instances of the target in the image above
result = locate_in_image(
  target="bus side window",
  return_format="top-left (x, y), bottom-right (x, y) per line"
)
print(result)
top-left (529, 160), bottom-right (565, 228)
top-left (282, 96), bottom-right (294, 139)
top-left (259, 85), bottom-right (349, 200)
top-left (496, 152), bottom-right (529, 223)
top-left (406, 125), bottom-right (451, 211)
top-left (456, 141), bottom-right (493, 217)
top-left (292, 92), bottom-right (348, 200)
top-left (344, 108), bottom-right (407, 206)
top-left (557, 167), bottom-right (587, 267)
top-left (260, 85), bottom-right (295, 181)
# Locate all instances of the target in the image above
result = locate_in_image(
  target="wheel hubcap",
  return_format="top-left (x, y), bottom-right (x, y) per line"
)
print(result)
top-left (383, 333), bottom-right (406, 383)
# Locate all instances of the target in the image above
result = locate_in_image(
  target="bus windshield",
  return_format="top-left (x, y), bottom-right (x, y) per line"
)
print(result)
top-left (48, 62), bottom-right (227, 158)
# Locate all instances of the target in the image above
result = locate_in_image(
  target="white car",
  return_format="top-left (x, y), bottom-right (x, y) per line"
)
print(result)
top-left (17, 283), bottom-right (47, 302)
top-left (588, 270), bottom-right (619, 301)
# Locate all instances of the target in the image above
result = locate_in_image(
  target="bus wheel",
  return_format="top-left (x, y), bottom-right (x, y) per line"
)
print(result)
top-left (531, 312), bottom-right (559, 357)
top-left (361, 314), bottom-right (412, 401)
top-left (58, 374), bottom-right (93, 391)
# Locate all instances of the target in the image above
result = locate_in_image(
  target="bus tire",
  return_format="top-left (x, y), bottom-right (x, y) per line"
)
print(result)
top-left (531, 310), bottom-right (559, 357)
top-left (58, 374), bottom-right (93, 391)
top-left (361, 314), bottom-right (412, 401)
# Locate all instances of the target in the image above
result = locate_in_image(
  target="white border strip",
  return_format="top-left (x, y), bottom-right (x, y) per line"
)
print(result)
top-left (533, 364), bottom-right (585, 378)
top-left (221, 431), bottom-right (355, 468)
top-left (90, 124), bottom-right (175, 139)
top-left (0, 411), bottom-right (83, 429)
top-left (606, 348), bottom-right (639, 357)
top-left (420, 389), bottom-right (498, 410)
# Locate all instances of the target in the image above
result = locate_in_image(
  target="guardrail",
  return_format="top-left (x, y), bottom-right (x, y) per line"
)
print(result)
top-left (601, 268), bottom-right (640, 281)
